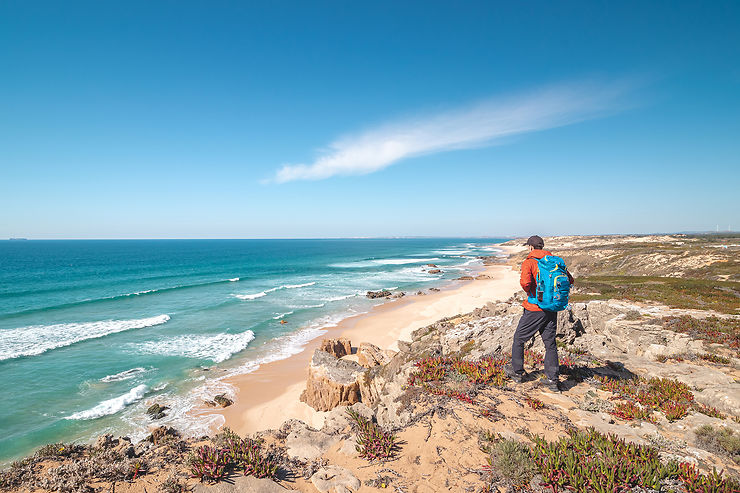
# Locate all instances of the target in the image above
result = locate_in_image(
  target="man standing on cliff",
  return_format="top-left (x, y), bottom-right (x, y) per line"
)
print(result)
top-left (505, 235), bottom-right (574, 392)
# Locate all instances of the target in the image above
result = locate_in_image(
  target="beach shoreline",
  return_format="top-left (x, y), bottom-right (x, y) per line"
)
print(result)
top-left (207, 244), bottom-right (524, 435)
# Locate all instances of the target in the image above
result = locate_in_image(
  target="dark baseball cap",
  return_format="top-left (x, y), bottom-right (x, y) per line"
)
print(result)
top-left (523, 235), bottom-right (544, 248)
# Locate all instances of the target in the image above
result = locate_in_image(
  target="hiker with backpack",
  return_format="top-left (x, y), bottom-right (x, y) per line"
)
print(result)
top-left (505, 235), bottom-right (573, 392)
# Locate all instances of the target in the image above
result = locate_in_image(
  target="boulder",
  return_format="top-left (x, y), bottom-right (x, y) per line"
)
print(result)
top-left (428, 269), bottom-right (442, 274)
top-left (357, 342), bottom-right (392, 368)
top-left (311, 465), bottom-right (361, 493)
top-left (475, 274), bottom-right (492, 280)
top-left (429, 287), bottom-right (440, 292)
top-left (93, 434), bottom-right (115, 449)
top-left (391, 291), bottom-right (406, 299)
top-left (285, 422), bottom-right (341, 461)
top-left (145, 402), bottom-right (169, 420)
top-left (456, 275), bottom-right (474, 280)
top-left (145, 426), bottom-right (179, 445)
top-left (319, 338), bottom-right (352, 358)
top-left (366, 290), bottom-right (391, 299)
top-left (426, 263), bottom-right (438, 267)
top-left (193, 475), bottom-right (284, 493)
top-left (214, 394), bottom-right (233, 407)
top-left (300, 350), bottom-right (367, 411)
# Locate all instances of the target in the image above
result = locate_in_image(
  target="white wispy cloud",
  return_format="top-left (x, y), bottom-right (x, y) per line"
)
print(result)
top-left (271, 80), bottom-right (633, 183)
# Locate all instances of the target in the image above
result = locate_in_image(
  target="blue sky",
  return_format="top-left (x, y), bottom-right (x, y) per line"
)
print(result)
top-left (1, 1), bottom-right (738, 238)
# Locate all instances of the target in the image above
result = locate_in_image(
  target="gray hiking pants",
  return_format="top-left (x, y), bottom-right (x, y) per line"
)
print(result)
top-left (511, 308), bottom-right (559, 380)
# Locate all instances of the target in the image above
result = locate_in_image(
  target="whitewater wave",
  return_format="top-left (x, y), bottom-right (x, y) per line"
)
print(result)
top-left (228, 278), bottom-right (240, 282)
top-left (3, 277), bottom-right (248, 319)
top-left (434, 249), bottom-right (472, 256)
top-left (324, 292), bottom-right (362, 302)
top-left (272, 311), bottom-right (294, 320)
top-left (330, 258), bottom-right (439, 268)
top-left (133, 330), bottom-right (256, 363)
top-left (0, 314), bottom-right (171, 361)
top-left (234, 281), bottom-right (316, 301)
top-left (65, 384), bottom-right (148, 420)
top-left (100, 367), bottom-right (148, 383)
top-left (283, 282), bottom-right (316, 289)
top-left (234, 292), bottom-right (267, 300)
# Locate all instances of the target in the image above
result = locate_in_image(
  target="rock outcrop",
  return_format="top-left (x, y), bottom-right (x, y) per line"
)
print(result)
top-left (356, 342), bottom-right (393, 368)
top-left (319, 338), bottom-right (352, 358)
top-left (300, 350), bottom-right (367, 411)
top-left (428, 269), bottom-right (442, 274)
top-left (311, 465), bottom-right (361, 493)
top-left (366, 290), bottom-right (391, 299)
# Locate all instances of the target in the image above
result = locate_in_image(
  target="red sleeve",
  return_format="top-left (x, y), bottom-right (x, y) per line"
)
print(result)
top-left (520, 258), bottom-right (536, 295)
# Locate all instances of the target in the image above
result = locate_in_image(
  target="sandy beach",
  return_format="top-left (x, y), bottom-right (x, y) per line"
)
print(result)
top-left (211, 245), bottom-right (524, 435)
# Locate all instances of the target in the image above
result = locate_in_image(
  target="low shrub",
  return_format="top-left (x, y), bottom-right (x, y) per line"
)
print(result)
top-left (481, 436), bottom-right (537, 489)
top-left (695, 425), bottom-right (740, 464)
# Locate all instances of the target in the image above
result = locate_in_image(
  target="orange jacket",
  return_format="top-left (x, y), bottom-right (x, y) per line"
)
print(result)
top-left (520, 249), bottom-right (574, 311)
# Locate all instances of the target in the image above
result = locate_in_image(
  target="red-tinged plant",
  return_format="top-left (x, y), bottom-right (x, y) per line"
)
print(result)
top-left (700, 353), bottom-right (732, 365)
top-left (452, 356), bottom-right (506, 386)
top-left (558, 354), bottom-right (577, 369)
top-left (663, 316), bottom-right (740, 356)
top-left (610, 401), bottom-right (654, 422)
top-left (525, 397), bottom-right (545, 410)
top-left (407, 357), bottom-right (447, 386)
top-left (692, 402), bottom-right (728, 420)
top-left (224, 438), bottom-right (278, 479)
top-left (679, 463), bottom-right (739, 493)
top-left (347, 409), bottom-right (399, 462)
top-left (599, 375), bottom-right (695, 422)
top-left (188, 445), bottom-right (228, 483)
top-left (422, 384), bottom-right (475, 404)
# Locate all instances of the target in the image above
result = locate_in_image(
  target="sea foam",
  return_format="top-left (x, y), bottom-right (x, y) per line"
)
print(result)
top-left (134, 330), bottom-right (255, 363)
top-left (0, 315), bottom-right (171, 361)
top-left (100, 367), bottom-right (148, 383)
top-left (65, 384), bottom-right (148, 420)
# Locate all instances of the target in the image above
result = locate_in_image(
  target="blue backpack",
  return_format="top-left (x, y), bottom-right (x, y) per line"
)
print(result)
top-left (527, 255), bottom-right (571, 312)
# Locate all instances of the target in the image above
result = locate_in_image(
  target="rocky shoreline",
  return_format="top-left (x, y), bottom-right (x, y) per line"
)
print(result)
top-left (3, 234), bottom-right (739, 492)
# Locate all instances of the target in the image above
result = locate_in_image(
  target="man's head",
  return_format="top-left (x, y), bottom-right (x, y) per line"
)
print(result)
top-left (523, 235), bottom-right (544, 251)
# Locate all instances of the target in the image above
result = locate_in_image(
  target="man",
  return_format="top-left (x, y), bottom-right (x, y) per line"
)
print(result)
top-left (505, 235), bottom-right (574, 392)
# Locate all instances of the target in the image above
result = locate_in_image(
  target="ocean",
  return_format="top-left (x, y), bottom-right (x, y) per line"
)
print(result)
top-left (0, 238), bottom-right (505, 464)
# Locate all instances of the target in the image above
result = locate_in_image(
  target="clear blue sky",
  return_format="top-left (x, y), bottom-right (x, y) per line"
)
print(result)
top-left (1, 1), bottom-right (738, 239)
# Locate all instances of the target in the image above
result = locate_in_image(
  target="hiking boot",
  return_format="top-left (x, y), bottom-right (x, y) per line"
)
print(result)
top-left (545, 378), bottom-right (561, 392)
top-left (504, 365), bottom-right (526, 384)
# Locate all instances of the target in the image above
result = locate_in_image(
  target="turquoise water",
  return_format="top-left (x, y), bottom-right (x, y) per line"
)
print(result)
top-left (0, 238), bottom-right (504, 463)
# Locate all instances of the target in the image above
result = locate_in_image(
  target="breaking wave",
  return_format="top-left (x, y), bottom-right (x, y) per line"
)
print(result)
top-left (133, 330), bottom-right (256, 363)
top-left (65, 384), bottom-right (148, 420)
top-left (0, 315), bottom-right (171, 361)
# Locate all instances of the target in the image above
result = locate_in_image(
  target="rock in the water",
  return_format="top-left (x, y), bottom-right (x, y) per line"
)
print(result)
top-left (456, 275), bottom-right (474, 280)
top-left (213, 394), bottom-right (233, 408)
top-left (416, 290), bottom-right (426, 296)
top-left (146, 426), bottom-right (179, 444)
top-left (145, 403), bottom-right (169, 420)
top-left (366, 290), bottom-right (391, 299)
top-left (357, 342), bottom-right (392, 368)
top-left (426, 263), bottom-right (438, 268)
top-left (429, 287), bottom-right (440, 292)
top-left (311, 465), bottom-right (361, 493)
top-left (319, 338), bottom-right (352, 358)
top-left (391, 291), bottom-right (406, 299)
top-left (428, 269), bottom-right (442, 274)
top-left (300, 349), bottom-right (367, 411)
